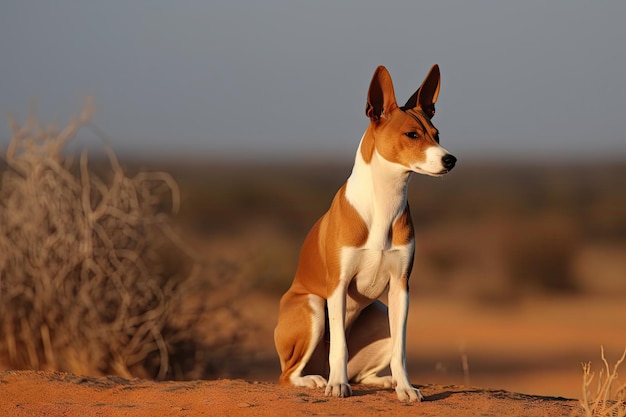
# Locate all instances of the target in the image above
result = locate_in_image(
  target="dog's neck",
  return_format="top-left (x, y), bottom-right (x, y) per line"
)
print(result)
top-left (345, 128), bottom-right (411, 250)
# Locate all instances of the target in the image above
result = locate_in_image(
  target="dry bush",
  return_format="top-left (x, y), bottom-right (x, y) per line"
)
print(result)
top-left (580, 346), bottom-right (626, 417)
top-left (0, 102), bottom-right (237, 380)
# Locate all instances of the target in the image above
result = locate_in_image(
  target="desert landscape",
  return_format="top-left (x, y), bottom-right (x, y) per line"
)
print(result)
top-left (1, 112), bottom-right (625, 416)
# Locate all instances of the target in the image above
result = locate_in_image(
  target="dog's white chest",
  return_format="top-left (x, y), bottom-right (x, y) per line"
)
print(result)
top-left (341, 245), bottom-right (412, 300)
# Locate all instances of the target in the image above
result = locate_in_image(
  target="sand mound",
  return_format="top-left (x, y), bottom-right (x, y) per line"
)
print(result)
top-left (0, 370), bottom-right (578, 417)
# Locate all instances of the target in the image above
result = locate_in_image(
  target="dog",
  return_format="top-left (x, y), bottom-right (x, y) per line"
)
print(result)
top-left (274, 65), bottom-right (456, 402)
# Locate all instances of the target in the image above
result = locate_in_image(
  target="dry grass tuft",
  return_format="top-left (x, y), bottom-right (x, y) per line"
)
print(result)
top-left (0, 101), bottom-right (227, 379)
top-left (580, 346), bottom-right (626, 417)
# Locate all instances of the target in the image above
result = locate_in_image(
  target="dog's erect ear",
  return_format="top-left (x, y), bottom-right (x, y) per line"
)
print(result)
top-left (366, 66), bottom-right (398, 121)
top-left (404, 64), bottom-right (440, 118)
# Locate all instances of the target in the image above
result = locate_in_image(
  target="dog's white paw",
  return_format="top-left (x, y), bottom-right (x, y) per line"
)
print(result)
top-left (292, 375), bottom-right (327, 389)
top-left (325, 383), bottom-right (352, 398)
top-left (395, 385), bottom-right (423, 402)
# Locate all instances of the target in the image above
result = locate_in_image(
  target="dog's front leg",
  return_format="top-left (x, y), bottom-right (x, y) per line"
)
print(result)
top-left (325, 285), bottom-right (352, 397)
top-left (388, 274), bottom-right (423, 402)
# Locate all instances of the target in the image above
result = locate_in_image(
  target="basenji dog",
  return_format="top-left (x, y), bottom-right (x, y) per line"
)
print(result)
top-left (274, 65), bottom-right (456, 402)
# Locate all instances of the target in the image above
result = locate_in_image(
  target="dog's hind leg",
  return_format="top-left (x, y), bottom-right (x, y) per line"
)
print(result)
top-left (347, 300), bottom-right (394, 388)
top-left (274, 292), bottom-right (327, 388)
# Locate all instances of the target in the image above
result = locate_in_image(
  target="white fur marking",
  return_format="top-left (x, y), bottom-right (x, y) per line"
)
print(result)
top-left (411, 145), bottom-right (450, 176)
top-left (346, 139), bottom-right (410, 251)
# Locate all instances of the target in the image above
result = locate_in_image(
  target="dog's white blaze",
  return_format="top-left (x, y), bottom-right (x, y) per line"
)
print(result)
top-left (411, 145), bottom-right (450, 176)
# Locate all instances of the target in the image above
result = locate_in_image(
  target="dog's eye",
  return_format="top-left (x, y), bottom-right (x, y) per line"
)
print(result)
top-left (405, 132), bottom-right (420, 139)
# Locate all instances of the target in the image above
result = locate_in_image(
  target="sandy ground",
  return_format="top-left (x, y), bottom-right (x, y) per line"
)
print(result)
top-left (0, 370), bottom-right (579, 417)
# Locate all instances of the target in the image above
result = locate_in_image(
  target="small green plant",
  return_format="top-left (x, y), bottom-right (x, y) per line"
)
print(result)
top-left (580, 346), bottom-right (626, 417)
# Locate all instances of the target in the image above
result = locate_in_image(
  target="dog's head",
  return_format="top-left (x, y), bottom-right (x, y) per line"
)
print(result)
top-left (363, 65), bottom-right (456, 176)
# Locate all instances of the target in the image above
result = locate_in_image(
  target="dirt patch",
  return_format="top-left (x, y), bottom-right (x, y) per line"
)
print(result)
top-left (0, 370), bottom-right (579, 417)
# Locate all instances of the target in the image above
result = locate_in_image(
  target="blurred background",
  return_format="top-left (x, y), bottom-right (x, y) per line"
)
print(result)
top-left (1, 1), bottom-right (625, 399)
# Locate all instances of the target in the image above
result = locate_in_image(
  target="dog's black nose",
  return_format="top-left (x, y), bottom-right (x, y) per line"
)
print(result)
top-left (442, 154), bottom-right (457, 170)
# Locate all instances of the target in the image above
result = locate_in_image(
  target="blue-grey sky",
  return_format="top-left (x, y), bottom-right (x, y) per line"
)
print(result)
top-left (1, 1), bottom-right (625, 161)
